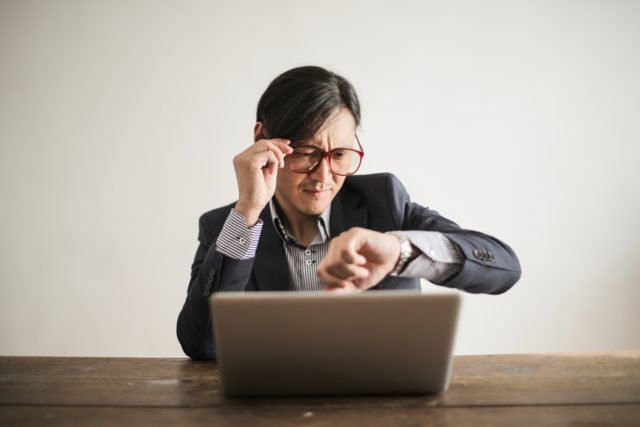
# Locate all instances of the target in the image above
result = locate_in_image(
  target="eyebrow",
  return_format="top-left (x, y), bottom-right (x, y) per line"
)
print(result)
top-left (291, 137), bottom-right (356, 149)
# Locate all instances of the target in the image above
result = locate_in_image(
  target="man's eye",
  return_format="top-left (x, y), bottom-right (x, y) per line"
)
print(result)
top-left (293, 148), bottom-right (318, 157)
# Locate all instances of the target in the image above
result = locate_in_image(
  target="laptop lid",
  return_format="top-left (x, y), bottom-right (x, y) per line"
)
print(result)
top-left (211, 290), bottom-right (461, 397)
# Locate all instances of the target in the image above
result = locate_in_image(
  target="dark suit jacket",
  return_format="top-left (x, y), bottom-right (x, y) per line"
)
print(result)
top-left (176, 173), bottom-right (521, 360)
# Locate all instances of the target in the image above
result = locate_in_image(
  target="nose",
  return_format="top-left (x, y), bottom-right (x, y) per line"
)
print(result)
top-left (308, 155), bottom-right (332, 181)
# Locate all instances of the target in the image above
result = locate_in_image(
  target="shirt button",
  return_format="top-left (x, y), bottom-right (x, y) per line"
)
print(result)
top-left (305, 259), bottom-right (313, 266)
top-left (304, 249), bottom-right (312, 256)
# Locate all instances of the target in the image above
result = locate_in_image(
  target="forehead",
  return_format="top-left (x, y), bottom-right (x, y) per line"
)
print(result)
top-left (302, 108), bottom-right (357, 148)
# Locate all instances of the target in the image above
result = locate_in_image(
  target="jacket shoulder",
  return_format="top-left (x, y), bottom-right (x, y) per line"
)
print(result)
top-left (342, 173), bottom-right (411, 229)
top-left (344, 173), bottom-right (410, 205)
top-left (344, 172), bottom-right (400, 191)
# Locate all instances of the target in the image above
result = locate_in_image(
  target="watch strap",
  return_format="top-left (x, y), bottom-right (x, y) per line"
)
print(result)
top-left (389, 231), bottom-right (412, 276)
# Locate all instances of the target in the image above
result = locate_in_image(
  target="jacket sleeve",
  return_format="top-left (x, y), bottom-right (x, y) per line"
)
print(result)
top-left (176, 211), bottom-right (256, 360)
top-left (386, 174), bottom-right (521, 294)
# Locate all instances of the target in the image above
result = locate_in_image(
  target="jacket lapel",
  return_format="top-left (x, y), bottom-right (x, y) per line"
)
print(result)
top-left (330, 183), bottom-right (368, 237)
top-left (253, 206), bottom-right (290, 291)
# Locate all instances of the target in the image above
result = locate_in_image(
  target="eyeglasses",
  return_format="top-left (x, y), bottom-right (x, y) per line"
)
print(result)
top-left (287, 135), bottom-right (364, 176)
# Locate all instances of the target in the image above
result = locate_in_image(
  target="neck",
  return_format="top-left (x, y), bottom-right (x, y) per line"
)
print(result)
top-left (273, 197), bottom-right (320, 247)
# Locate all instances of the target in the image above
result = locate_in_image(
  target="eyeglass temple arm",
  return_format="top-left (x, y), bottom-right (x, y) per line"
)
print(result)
top-left (355, 134), bottom-right (364, 154)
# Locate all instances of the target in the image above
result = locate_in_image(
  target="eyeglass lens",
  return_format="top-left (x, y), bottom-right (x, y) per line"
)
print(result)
top-left (288, 146), bottom-right (361, 175)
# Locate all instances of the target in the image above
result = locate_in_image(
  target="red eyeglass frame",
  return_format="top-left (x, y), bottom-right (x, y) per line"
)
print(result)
top-left (287, 135), bottom-right (365, 176)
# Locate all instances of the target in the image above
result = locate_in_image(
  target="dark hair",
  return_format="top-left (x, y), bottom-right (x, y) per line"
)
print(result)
top-left (256, 66), bottom-right (361, 144)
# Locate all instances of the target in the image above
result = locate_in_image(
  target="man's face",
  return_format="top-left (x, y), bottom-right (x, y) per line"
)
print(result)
top-left (274, 108), bottom-right (358, 219)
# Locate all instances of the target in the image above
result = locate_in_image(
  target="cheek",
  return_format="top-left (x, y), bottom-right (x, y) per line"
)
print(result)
top-left (277, 167), bottom-right (302, 192)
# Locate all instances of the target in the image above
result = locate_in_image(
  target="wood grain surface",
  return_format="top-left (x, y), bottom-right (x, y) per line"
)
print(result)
top-left (1, 352), bottom-right (639, 426)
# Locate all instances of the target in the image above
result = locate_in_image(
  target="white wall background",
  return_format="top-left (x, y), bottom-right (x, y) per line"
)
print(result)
top-left (1, 0), bottom-right (639, 357)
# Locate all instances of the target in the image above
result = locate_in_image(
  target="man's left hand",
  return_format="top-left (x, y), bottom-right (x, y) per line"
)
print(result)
top-left (316, 227), bottom-right (401, 292)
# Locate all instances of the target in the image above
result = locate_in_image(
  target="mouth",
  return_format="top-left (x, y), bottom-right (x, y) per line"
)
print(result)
top-left (302, 188), bottom-right (332, 197)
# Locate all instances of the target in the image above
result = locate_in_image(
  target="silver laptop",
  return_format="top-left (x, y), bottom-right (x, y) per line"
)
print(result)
top-left (211, 290), bottom-right (461, 397)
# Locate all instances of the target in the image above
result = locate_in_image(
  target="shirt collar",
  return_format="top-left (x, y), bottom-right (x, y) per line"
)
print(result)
top-left (269, 198), bottom-right (332, 246)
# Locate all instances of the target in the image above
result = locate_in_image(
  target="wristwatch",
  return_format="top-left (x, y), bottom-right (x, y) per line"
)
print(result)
top-left (389, 232), bottom-right (413, 276)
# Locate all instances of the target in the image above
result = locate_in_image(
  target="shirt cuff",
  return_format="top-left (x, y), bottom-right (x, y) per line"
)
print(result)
top-left (396, 231), bottom-right (462, 284)
top-left (215, 209), bottom-right (263, 260)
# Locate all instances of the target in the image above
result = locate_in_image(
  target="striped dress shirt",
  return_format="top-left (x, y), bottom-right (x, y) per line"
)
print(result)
top-left (215, 201), bottom-right (462, 291)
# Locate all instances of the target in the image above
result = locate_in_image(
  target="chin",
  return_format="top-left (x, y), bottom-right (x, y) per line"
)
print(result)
top-left (297, 190), bottom-right (334, 212)
top-left (299, 200), bottom-right (331, 216)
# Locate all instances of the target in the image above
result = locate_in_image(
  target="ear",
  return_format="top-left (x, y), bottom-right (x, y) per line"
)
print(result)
top-left (253, 122), bottom-right (264, 143)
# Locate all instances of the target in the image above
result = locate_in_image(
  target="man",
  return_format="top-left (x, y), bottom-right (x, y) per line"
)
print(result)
top-left (177, 66), bottom-right (521, 360)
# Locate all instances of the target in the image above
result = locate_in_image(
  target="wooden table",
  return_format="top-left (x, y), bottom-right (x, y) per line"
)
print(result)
top-left (1, 353), bottom-right (639, 426)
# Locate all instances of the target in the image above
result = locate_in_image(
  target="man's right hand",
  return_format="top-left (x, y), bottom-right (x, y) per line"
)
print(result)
top-left (233, 138), bottom-right (293, 227)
